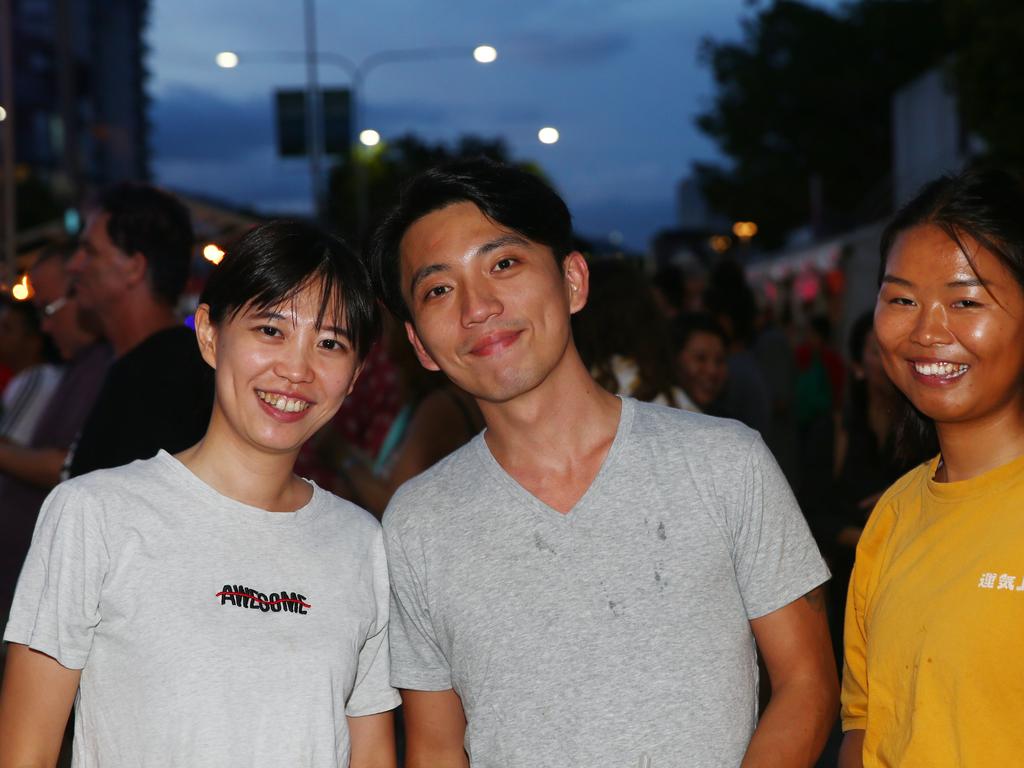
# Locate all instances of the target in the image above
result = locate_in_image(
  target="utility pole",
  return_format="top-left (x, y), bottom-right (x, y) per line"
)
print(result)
top-left (303, 0), bottom-right (324, 221)
top-left (0, 0), bottom-right (16, 284)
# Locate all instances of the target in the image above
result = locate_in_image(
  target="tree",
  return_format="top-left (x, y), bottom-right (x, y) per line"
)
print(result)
top-left (695, 0), bottom-right (950, 247)
top-left (945, 0), bottom-right (1024, 167)
top-left (325, 134), bottom-right (547, 248)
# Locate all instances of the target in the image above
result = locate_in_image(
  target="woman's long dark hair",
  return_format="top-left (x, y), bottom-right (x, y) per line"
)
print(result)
top-left (879, 167), bottom-right (1024, 464)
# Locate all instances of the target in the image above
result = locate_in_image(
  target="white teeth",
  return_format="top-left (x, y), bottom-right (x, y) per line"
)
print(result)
top-left (256, 390), bottom-right (310, 413)
top-left (913, 362), bottom-right (968, 378)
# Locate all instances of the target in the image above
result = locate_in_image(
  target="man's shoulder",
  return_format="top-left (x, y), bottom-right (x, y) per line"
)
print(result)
top-left (629, 399), bottom-right (759, 455)
top-left (127, 326), bottom-right (202, 365)
top-left (383, 437), bottom-right (484, 532)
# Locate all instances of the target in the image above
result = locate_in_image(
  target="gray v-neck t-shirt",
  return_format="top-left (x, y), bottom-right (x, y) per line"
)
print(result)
top-left (383, 397), bottom-right (829, 767)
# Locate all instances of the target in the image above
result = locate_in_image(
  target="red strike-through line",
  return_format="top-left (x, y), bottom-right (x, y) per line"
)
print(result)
top-left (215, 591), bottom-right (312, 609)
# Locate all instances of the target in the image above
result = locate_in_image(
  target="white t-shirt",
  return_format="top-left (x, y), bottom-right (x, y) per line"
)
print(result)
top-left (0, 363), bottom-right (63, 444)
top-left (5, 451), bottom-right (399, 767)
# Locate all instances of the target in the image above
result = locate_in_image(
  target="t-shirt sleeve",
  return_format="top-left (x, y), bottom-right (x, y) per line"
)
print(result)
top-left (841, 497), bottom-right (893, 732)
top-left (345, 529), bottom-right (402, 716)
top-left (382, 510), bottom-right (453, 690)
top-left (731, 434), bottom-right (831, 619)
top-left (3, 483), bottom-right (109, 669)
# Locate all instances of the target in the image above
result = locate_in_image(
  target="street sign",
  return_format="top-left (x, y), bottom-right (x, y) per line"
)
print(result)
top-left (274, 88), bottom-right (351, 157)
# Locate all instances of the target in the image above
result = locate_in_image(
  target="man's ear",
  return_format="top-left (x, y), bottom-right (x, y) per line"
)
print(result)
top-left (122, 250), bottom-right (149, 289)
top-left (194, 304), bottom-right (218, 370)
top-left (405, 321), bottom-right (441, 372)
top-left (563, 251), bottom-right (590, 315)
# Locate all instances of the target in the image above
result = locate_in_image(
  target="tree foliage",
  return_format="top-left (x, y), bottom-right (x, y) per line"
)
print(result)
top-left (945, 0), bottom-right (1024, 167)
top-left (695, 0), bottom-right (950, 247)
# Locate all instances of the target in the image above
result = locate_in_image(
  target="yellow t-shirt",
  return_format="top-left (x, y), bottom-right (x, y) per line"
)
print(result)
top-left (842, 452), bottom-right (1024, 766)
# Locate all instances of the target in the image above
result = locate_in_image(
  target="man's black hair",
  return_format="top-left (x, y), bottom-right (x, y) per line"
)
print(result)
top-left (91, 182), bottom-right (194, 306)
top-left (200, 220), bottom-right (380, 361)
top-left (367, 157), bottom-right (574, 322)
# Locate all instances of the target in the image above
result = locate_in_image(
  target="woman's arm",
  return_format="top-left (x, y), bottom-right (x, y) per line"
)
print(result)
top-left (347, 710), bottom-right (396, 768)
top-left (0, 643), bottom-right (81, 768)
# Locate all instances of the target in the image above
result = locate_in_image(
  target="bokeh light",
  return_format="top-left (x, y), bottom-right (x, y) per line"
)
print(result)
top-left (215, 51), bottom-right (239, 69)
top-left (203, 244), bottom-right (225, 265)
top-left (538, 127), bottom-right (560, 145)
top-left (359, 129), bottom-right (381, 147)
top-left (11, 275), bottom-right (30, 301)
top-left (473, 45), bottom-right (498, 64)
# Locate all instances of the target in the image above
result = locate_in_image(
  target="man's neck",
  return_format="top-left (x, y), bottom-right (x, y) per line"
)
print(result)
top-left (104, 296), bottom-right (180, 358)
top-left (480, 346), bottom-right (621, 471)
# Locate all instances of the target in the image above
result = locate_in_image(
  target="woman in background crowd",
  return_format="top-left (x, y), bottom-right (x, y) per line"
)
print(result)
top-left (670, 312), bottom-right (729, 413)
top-left (574, 259), bottom-right (695, 409)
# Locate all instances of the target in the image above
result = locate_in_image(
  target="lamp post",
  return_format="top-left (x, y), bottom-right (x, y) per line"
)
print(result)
top-left (216, 44), bottom-right (496, 236)
top-left (0, 0), bottom-right (15, 284)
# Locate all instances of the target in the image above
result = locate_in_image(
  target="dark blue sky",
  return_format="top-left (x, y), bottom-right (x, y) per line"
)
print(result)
top-left (148, 0), bottom-right (837, 250)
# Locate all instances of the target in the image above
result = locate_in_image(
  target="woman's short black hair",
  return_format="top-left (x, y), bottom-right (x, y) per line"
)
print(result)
top-left (367, 157), bottom-right (574, 323)
top-left (200, 220), bottom-right (380, 360)
top-left (879, 167), bottom-right (1024, 463)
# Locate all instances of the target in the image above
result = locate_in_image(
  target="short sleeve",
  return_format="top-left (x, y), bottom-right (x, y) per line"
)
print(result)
top-left (345, 529), bottom-right (402, 716)
top-left (382, 510), bottom-right (453, 690)
top-left (841, 556), bottom-right (869, 731)
top-left (841, 498), bottom-right (893, 732)
top-left (3, 482), bottom-right (109, 669)
top-left (730, 434), bottom-right (831, 619)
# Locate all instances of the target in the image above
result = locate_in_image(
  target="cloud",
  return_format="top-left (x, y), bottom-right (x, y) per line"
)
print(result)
top-left (571, 196), bottom-right (676, 251)
top-left (508, 29), bottom-right (631, 68)
top-left (151, 84), bottom-right (275, 162)
top-left (363, 99), bottom-right (544, 131)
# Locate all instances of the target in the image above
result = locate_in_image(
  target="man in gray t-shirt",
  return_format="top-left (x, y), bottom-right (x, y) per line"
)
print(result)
top-left (367, 159), bottom-right (838, 767)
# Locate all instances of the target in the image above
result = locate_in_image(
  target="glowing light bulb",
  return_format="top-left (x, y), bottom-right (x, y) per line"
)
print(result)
top-left (215, 51), bottom-right (240, 69)
top-left (11, 275), bottom-right (30, 300)
top-left (538, 126), bottom-right (560, 145)
top-left (473, 45), bottom-right (498, 64)
top-left (203, 244), bottom-right (225, 265)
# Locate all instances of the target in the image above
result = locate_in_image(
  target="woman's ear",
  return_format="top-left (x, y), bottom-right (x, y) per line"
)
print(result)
top-left (194, 304), bottom-right (218, 370)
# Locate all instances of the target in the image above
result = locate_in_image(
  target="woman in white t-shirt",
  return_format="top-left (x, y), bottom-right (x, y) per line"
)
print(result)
top-left (0, 221), bottom-right (399, 768)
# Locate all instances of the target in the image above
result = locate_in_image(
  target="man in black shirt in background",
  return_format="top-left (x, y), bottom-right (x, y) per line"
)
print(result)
top-left (66, 183), bottom-right (213, 477)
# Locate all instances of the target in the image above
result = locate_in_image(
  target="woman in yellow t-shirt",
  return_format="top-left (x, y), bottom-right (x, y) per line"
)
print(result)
top-left (840, 168), bottom-right (1024, 767)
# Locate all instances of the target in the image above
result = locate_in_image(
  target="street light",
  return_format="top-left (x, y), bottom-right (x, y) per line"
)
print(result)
top-left (214, 51), bottom-right (239, 69)
top-left (473, 45), bottom-right (498, 64)
top-left (216, 44), bottom-right (496, 236)
top-left (538, 126), bottom-right (560, 145)
top-left (359, 129), bottom-right (381, 147)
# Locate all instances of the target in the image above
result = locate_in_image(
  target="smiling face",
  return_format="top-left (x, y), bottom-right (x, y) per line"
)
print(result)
top-left (196, 279), bottom-right (362, 457)
top-left (676, 330), bottom-right (728, 408)
top-left (399, 201), bottom-right (588, 404)
top-left (874, 223), bottom-right (1024, 429)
